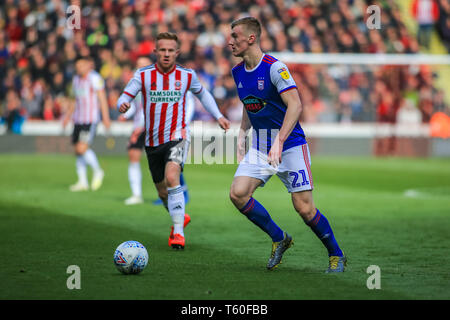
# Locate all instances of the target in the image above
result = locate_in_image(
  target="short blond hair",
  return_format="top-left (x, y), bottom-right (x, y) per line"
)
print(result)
top-left (156, 32), bottom-right (180, 48)
top-left (231, 17), bottom-right (262, 40)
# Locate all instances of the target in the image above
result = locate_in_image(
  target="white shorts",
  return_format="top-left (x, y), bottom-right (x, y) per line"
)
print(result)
top-left (234, 143), bottom-right (314, 193)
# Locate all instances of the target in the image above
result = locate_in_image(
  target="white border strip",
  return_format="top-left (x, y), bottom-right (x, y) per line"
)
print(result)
top-left (1, 121), bottom-right (430, 138)
top-left (269, 52), bottom-right (450, 65)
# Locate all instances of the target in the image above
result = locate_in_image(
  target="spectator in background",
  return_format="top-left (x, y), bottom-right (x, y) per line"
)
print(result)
top-left (412, 0), bottom-right (440, 50)
top-left (433, 89), bottom-right (449, 114)
top-left (20, 72), bottom-right (42, 118)
top-left (0, 0), bottom-right (447, 125)
top-left (436, 0), bottom-right (450, 52)
top-left (1, 89), bottom-right (25, 134)
top-left (396, 98), bottom-right (422, 124)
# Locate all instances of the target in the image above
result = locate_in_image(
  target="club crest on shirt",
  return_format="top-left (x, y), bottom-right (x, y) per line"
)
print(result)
top-left (278, 67), bottom-right (290, 80)
top-left (242, 95), bottom-right (266, 114)
top-left (257, 79), bottom-right (264, 90)
top-left (175, 80), bottom-right (182, 90)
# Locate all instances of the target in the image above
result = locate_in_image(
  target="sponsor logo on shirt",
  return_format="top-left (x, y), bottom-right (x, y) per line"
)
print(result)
top-left (278, 67), bottom-right (290, 80)
top-left (149, 90), bottom-right (182, 102)
top-left (242, 95), bottom-right (266, 114)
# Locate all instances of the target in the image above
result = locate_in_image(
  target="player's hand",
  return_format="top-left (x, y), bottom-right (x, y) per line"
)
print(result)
top-left (217, 116), bottom-right (230, 132)
top-left (268, 137), bottom-right (283, 168)
top-left (119, 102), bottom-right (131, 113)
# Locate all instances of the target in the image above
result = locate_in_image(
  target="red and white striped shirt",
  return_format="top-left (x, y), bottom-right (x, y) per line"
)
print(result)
top-left (72, 71), bottom-right (105, 124)
top-left (121, 64), bottom-right (205, 147)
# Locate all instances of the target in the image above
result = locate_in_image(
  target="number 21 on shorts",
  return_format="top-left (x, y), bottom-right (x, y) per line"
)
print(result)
top-left (289, 170), bottom-right (309, 188)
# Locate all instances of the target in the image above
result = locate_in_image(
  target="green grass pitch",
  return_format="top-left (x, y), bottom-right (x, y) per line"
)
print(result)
top-left (0, 153), bottom-right (449, 300)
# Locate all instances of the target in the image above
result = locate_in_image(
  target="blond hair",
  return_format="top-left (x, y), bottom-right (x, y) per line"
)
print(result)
top-left (231, 17), bottom-right (262, 40)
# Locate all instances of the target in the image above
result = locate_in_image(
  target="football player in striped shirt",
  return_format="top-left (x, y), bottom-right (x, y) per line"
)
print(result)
top-left (63, 57), bottom-right (111, 192)
top-left (120, 56), bottom-right (193, 206)
top-left (228, 17), bottom-right (346, 272)
top-left (117, 32), bottom-right (230, 249)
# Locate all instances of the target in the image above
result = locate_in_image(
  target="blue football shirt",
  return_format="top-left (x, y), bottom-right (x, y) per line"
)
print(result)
top-left (232, 54), bottom-right (307, 154)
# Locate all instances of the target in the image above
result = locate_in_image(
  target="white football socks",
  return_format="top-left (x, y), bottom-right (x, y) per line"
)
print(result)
top-left (128, 162), bottom-right (142, 197)
top-left (76, 156), bottom-right (88, 185)
top-left (167, 185), bottom-right (185, 236)
top-left (84, 149), bottom-right (101, 173)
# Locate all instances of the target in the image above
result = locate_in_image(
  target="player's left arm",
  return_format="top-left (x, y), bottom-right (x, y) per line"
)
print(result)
top-left (189, 71), bottom-right (230, 131)
top-left (97, 88), bottom-right (111, 130)
top-left (268, 62), bottom-right (302, 166)
top-left (278, 89), bottom-right (302, 142)
top-left (92, 73), bottom-right (111, 129)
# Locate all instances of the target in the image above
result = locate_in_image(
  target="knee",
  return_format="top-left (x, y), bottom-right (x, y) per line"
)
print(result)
top-left (75, 143), bottom-right (88, 156)
top-left (128, 149), bottom-right (141, 163)
top-left (229, 186), bottom-right (251, 209)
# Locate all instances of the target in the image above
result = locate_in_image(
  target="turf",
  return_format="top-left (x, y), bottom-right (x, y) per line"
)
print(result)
top-left (0, 153), bottom-right (449, 300)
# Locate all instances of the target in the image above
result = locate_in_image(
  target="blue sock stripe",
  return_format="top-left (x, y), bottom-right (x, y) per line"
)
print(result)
top-left (240, 198), bottom-right (255, 214)
top-left (180, 173), bottom-right (185, 186)
top-left (307, 209), bottom-right (321, 226)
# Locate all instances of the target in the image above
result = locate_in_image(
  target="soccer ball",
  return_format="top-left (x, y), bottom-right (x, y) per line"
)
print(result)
top-left (113, 240), bottom-right (149, 274)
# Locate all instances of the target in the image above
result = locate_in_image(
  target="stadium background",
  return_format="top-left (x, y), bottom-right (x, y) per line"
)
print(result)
top-left (1, 0), bottom-right (449, 139)
top-left (1, 0), bottom-right (450, 301)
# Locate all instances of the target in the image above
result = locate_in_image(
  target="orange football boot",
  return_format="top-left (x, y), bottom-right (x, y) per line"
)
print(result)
top-left (169, 233), bottom-right (185, 250)
top-left (168, 213), bottom-right (191, 244)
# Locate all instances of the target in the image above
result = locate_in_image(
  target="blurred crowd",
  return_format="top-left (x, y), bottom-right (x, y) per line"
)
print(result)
top-left (0, 0), bottom-right (449, 134)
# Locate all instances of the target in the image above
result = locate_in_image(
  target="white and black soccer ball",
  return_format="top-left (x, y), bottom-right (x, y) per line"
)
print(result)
top-left (113, 241), bottom-right (149, 274)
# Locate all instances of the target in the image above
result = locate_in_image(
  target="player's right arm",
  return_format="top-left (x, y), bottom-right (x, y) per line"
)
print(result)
top-left (62, 81), bottom-right (76, 129)
top-left (119, 100), bottom-right (137, 121)
top-left (62, 99), bottom-right (75, 129)
top-left (237, 106), bottom-right (252, 162)
top-left (117, 70), bottom-right (142, 113)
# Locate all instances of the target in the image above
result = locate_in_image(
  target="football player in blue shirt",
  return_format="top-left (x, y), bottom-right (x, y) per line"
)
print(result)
top-left (228, 17), bottom-right (347, 272)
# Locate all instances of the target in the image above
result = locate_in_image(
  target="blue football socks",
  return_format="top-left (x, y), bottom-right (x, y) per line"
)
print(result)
top-left (240, 197), bottom-right (284, 242)
top-left (306, 209), bottom-right (343, 257)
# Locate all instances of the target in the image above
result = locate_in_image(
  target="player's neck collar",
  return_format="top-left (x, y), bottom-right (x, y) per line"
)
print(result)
top-left (244, 52), bottom-right (265, 72)
top-left (155, 63), bottom-right (176, 75)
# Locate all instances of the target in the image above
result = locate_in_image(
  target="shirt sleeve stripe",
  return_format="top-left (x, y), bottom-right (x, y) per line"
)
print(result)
top-left (279, 86), bottom-right (297, 94)
top-left (193, 86), bottom-right (203, 95)
top-left (124, 91), bottom-right (135, 98)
